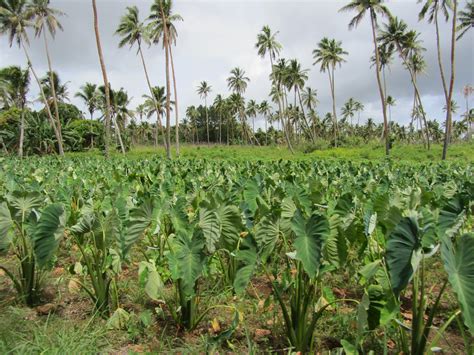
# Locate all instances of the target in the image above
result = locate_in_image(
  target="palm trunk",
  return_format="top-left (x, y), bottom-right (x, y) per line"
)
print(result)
top-left (434, 7), bottom-right (449, 102)
top-left (370, 11), bottom-right (390, 156)
top-left (205, 98), bottom-right (210, 145)
top-left (111, 114), bottom-right (125, 153)
top-left (168, 45), bottom-right (180, 156)
top-left (138, 43), bottom-right (166, 151)
top-left (219, 111), bottom-right (222, 144)
top-left (160, 6), bottom-right (172, 159)
top-left (329, 67), bottom-right (338, 147)
top-left (21, 41), bottom-right (63, 156)
top-left (269, 55), bottom-right (293, 153)
top-left (265, 114), bottom-right (268, 145)
top-left (442, 0), bottom-right (457, 160)
top-left (42, 30), bottom-right (64, 155)
top-left (18, 105), bottom-right (25, 157)
top-left (92, 0), bottom-right (113, 157)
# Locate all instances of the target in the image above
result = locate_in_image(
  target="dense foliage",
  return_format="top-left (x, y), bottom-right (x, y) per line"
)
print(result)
top-left (0, 155), bottom-right (473, 352)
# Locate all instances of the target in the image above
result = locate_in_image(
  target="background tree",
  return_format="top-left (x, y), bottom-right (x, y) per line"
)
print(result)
top-left (197, 81), bottom-right (211, 145)
top-left (456, 0), bottom-right (473, 40)
top-left (313, 37), bottom-right (347, 146)
top-left (340, 0), bottom-right (391, 155)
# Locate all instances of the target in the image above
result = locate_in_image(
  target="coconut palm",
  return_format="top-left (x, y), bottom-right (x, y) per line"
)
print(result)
top-left (341, 97), bottom-right (357, 131)
top-left (0, 0), bottom-right (64, 155)
top-left (28, 0), bottom-right (65, 153)
top-left (370, 43), bottom-right (394, 97)
top-left (147, 0), bottom-right (182, 156)
top-left (0, 65), bottom-right (30, 157)
top-left (143, 86), bottom-right (168, 146)
top-left (312, 37), bottom-right (347, 146)
top-left (116, 5), bottom-right (165, 151)
top-left (354, 101), bottom-right (364, 126)
top-left (457, 1), bottom-right (473, 40)
top-left (213, 94), bottom-right (225, 144)
top-left (378, 18), bottom-right (431, 148)
top-left (75, 83), bottom-right (98, 120)
top-left (340, 0), bottom-right (391, 155)
top-left (91, 0), bottom-right (116, 155)
top-left (255, 25), bottom-right (294, 152)
top-left (186, 105), bottom-right (199, 143)
top-left (259, 101), bottom-right (271, 145)
top-left (197, 81), bottom-right (211, 145)
top-left (227, 67), bottom-right (254, 144)
top-left (40, 71), bottom-right (68, 104)
top-left (246, 99), bottom-right (259, 134)
top-left (386, 95), bottom-right (396, 123)
top-left (301, 87), bottom-right (319, 111)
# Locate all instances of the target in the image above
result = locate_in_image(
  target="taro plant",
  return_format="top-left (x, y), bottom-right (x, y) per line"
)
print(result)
top-left (0, 191), bottom-right (65, 306)
top-left (69, 195), bottom-right (154, 317)
top-left (358, 194), bottom-right (474, 354)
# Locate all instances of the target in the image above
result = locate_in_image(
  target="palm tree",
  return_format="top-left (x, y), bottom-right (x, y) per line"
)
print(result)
top-left (0, 0), bottom-right (64, 155)
top-left (457, 1), bottom-right (473, 40)
top-left (96, 84), bottom-right (125, 153)
top-left (186, 105), bottom-right (199, 143)
top-left (28, 0), bottom-right (65, 153)
top-left (147, 0), bottom-right (182, 156)
top-left (341, 98), bottom-right (357, 131)
top-left (370, 43), bottom-right (393, 98)
top-left (91, 0), bottom-right (117, 155)
top-left (143, 86), bottom-right (168, 147)
top-left (213, 94), bottom-right (225, 144)
top-left (75, 83), bottom-right (98, 120)
top-left (116, 5), bottom-right (166, 152)
top-left (378, 18), bottom-right (430, 148)
top-left (255, 25), bottom-right (293, 152)
top-left (259, 100), bottom-right (271, 145)
top-left (148, 0), bottom-right (177, 159)
top-left (301, 87), bottom-right (319, 111)
top-left (40, 71), bottom-right (68, 104)
top-left (197, 81), bottom-right (211, 145)
top-left (246, 99), bottom-right (259, 134)
top-left (0, 66), bottom-right (30, 157)
top-left (354, 101), bottom-right (365, 126)
top-left (227, 67), bottom-right (254, 144)
top-left (312, 37), bottom-right (348, 146)
top-left (340, 0), bottom-right (391, 156)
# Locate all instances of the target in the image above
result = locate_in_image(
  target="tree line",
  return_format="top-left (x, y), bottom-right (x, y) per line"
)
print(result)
top-left (0, 0), bottom-right (473, 158)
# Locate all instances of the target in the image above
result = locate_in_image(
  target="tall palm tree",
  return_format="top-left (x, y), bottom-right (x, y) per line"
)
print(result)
top-left (340, 0), bottom-right (391, 156)
top-left (116, 5), bottom-right (165, 151)
top-left (96, 84), bottom-right (125, 153)
top-left (143, 86), bottom-right (168, 147)
top-left (213, 94), bottom-right (226, 144)
top-left (354, 101), bottom-right (364, 125)
top-left (259, 100), bottom-right (271, 145)
top-left (456, 1), bottom-right (473, 40)
top-left (341, 97), bottom-right (357, 129)
top-left (0, 0), bottom-right (64, 155)
top-left (28, 0), bottom-right (65, 153)
top-left (312, 37), bottom-right (347, 146)
top-left (148, 0), bottom-right (182, 155)
top-left (197, 81), bottom-right (211, 145)
top-left (227, 67), bottom-right (254, 144)
top-left (378, 18), bottom-right (430, 148)
top-left (0, 65), bottom-right (30, 157)
top-left (370, 43), bottom-right (393, 98)
top-left (255, 25), bottom-right (293, 152)
top-left (91, 0), bottom-right (115, 155)
top-left (148, 0), bottom-right (176, 159)
top-left (75, 82), bottom-right (98, 148)
top-left (285, 59), bottom-right (314, 142)
top-left (75, 83), bottom-right (97, 120)
top-left (246, 99), bottom-right (259, 134)
top-left (301, 87), bottom-right (318, 111)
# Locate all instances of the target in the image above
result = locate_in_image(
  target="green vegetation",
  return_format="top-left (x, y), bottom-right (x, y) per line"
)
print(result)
top-left (0, 153), bottom-right (473, 353)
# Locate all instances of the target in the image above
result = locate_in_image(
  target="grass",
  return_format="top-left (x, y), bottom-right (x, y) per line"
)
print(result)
top-left (68, 142), bottom-right (474, 163)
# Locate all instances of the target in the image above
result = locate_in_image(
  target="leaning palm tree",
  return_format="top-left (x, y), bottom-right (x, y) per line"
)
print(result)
top-left (456, 0), bottom-right (473, 40)
top-left (0, 0), bottom-right (64, 155)
top-left (0, 66), bottom-right (30, 157)
top-left (340, 0), bottom-right (391, 156)
top-left (147, 0), bottom-right (182, 156)
top-left (312, 37), bottom-right (347, 146)
top-left (28, 0), bottom-right (65, 153)
top-left (255, 26), bottom-right (294, 151)
top-left (91, 0), bottom-right (122, 155)
top-left (115, 5), bottom-right (165, 151)
top-left (197, 81), bottom-right (212, 145)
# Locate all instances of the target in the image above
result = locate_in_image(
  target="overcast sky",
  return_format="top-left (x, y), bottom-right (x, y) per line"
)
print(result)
top-left (1, 0), bottom-right (473, 129)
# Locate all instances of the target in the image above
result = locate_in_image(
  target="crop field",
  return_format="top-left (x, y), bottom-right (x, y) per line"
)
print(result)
top-left (0, 151), bottom-right (473, 354)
